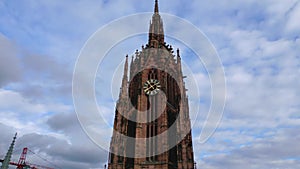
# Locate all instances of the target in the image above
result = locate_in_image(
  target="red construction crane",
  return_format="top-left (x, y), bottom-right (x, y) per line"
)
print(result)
top-left (1, 147), bottom-right (54, 169)
top-left (1, 134), bottom-right (58, 169)
top-left (16, 147), bottom-right (28, 169)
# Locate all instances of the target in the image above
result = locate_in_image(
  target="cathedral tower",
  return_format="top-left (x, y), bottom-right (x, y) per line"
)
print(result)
top-left (108, 1), bottom-right (195, 168)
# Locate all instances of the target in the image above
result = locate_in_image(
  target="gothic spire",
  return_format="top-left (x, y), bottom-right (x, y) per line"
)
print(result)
top-left (123, 55), bottom-right (128, 78)
top-left (154, 0), bottom-right (159, 13)
top-left (120, 55), bottom-right (128, 98)
top-left (148, 0), bottom-right (165, 48)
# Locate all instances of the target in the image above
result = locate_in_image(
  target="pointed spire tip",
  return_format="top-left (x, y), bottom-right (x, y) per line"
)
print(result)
top-left (154, 0), bottom-right (159, 13)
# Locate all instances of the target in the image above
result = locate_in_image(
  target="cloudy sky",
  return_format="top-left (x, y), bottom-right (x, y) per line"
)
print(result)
top-left (1, 0), bottom-right (300, 169)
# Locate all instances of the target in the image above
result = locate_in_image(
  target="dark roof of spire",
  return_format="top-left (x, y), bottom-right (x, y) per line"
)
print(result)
top-left (154, 0), bottom-right (159, 13)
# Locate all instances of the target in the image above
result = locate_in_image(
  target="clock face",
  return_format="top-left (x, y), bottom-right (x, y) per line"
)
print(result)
top-left (143, 79), bottom-right (161, 95)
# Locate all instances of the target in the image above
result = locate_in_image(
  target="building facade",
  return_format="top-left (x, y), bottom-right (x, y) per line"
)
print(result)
top-left (108, 1), bottom-right (195, 169)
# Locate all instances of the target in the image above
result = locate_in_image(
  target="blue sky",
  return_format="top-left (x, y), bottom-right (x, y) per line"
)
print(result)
top-left (0, 0), bottom-right (300, 169)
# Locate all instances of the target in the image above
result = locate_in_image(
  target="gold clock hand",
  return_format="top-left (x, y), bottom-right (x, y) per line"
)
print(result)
top-left (144, 87), bottom-right (150, 92)
top-left (149, 84), bottom-right (155, 89)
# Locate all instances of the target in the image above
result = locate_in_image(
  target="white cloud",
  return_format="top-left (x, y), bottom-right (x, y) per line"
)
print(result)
top-left (0, 89), bottom-right (71, 114)
top-left (0, 33), bottom-right (22, 86)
